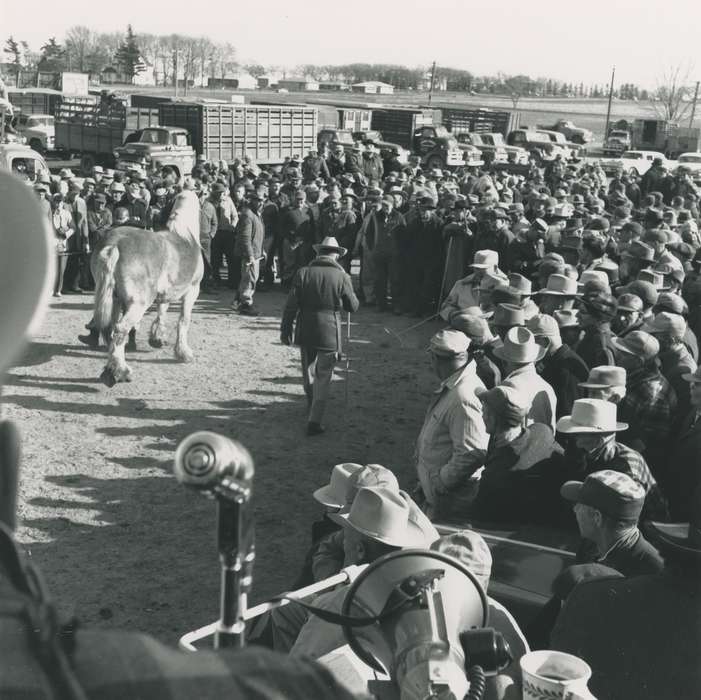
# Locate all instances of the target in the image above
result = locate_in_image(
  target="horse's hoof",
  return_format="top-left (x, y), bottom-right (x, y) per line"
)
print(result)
top-left (175, 349), bottom-right (194, 363)
top-left (149, 337), bottom-right (165, 349)
top-left (125, 341), bottom-right (138, 353)
top-left (100, 367), bottom-right (116, 388)
top-left (78, 333), bottom-right (99, 348)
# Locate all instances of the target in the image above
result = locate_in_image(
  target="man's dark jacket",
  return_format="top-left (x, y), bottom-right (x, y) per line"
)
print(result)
top-left (539, 344), bottom-right (590, 418)
top-left (281, 257), bottom-right (359, 352)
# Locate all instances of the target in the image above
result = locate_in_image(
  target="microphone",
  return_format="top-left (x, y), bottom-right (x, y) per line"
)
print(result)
top-left (174, 432), bottom-right (254, 495)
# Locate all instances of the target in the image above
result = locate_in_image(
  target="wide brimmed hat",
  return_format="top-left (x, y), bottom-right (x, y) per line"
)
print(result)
top-left (470, 249), bottom-right (499, 269)
top-left (610, 331), bottom-right (659, 362)
top-left (535, 273), bottom-right (579, 297)
top-left (622, 240), bottom-right (655, 262)
top-left (313, 236), bottom-right (348, 257)
top-left (638, 269), bottom-right (670, 291)
top-left (579, 365), bottom-right (626, 390)
top-left (329, 487), bottom-right (432, 548)
top-left (313, 463), bottom-right (364, 509)
top-left (491, 303), bottom-right (525, 329)
top-left (493, 326), bottom-right (546, 363)
top-left (556, 398), bottom-right (628, 434)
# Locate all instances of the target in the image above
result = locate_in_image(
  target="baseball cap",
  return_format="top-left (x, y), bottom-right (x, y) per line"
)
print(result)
top-left (561, 470), bottom-right (645, 522)
top-left (642, 311), bottom-right (687, 338)
top-left (527, 313), bottom-right (560, 339)
top-left (616, 293), bottom-right (643, 313)
top-left (431, 531), bottom-right (492, 591)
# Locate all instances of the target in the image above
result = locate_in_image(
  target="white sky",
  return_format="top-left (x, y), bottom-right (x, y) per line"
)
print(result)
top-left (2, 0), bottom-right (698, 87)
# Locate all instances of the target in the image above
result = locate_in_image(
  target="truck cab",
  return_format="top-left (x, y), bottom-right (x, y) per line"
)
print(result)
top-left (12, 113), bottom-right (55, 154)
top-left (604, 129), bottom-right (631, 155)
top-left (454, 132), bottom-right (508, 165)
top-left (317, 128), bottom-right (355, 153)
top-left (114, 127), bottom-right (195, 180)
top-left (0, 142), bottom-right (50, 184)
top-left (412, 125), bottom-right (478, 169)
top-left (506, 129), bottom-right (557, 165)
top-left (535, 130), bottom-right (578, 159)
top-left (352, 129), bottom-right (409, 164)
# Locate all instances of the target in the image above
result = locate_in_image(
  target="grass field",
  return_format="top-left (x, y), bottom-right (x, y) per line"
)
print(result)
top-left (120, 85), bottom-right (698, 142)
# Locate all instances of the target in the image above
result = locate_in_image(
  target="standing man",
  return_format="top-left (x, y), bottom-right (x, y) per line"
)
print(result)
top-left (197, 183), bottom-right (218, 293)
top-left (233, 194), bottom-right (265, 316)
top-left (415, 329), bottom-right (488, 520)
top-left (281, 236), bottom-right (359, 436)
top-left (65, 180), bottom-right (90, 293)
top-left (210, 183), bottom-right (239, 289)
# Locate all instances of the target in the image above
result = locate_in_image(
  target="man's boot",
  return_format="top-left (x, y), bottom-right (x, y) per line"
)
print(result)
top-left (77, 328), bottom-right (100, 348)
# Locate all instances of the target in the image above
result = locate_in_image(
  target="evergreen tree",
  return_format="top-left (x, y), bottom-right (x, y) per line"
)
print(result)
top-left (4, 36), bottom-right (22, 86)
top-left (38, 37), bottom-right (66, 71)
top-left (115, 25), bottom-right (145, 82)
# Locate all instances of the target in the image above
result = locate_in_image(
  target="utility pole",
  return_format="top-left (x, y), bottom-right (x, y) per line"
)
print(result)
top-left (428, 60), bottom-right (436, 105)
top-left (604, 65), bottom-right (616, 140)
top-left (689, 80), bottom-right (700, 131)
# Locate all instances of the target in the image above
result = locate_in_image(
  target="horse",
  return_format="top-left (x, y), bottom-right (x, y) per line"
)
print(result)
top-left (90, 189), bottom-right (204, 386)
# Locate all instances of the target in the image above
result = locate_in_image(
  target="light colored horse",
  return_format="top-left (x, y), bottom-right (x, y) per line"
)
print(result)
top-left (91, 189), bottom-right (204, 386)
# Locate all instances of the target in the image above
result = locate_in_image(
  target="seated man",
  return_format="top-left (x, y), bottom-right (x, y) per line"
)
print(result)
top-left (550, 486), bottom-right (701, 700)
top-left (272, 486), bottom-right (436, 653)
top-left (473, 384), bottom-right (568, 525)
top-left (295, 529), bottom-right (527, 700)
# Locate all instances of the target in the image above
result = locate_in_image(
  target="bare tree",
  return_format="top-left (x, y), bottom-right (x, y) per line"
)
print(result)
top-left (502, 74), bottom-right (535, 109)
top-left (652, 62), bottom-right (695, 123)
top-left (65, 25), bottom-right (97, 72)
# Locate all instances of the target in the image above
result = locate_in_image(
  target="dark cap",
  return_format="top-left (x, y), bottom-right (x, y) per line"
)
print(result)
top-left (561, 470), bottom-right (645, 521)
top-left (578, 292), bottom-right (617, 320)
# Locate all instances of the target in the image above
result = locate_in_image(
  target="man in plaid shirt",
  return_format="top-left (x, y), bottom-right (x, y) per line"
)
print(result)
top-left (612, 331), bottom-right (677, 482)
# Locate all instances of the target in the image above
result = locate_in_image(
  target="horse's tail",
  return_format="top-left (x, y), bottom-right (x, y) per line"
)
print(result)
top-left (93, 245), bottom-right (120, 330)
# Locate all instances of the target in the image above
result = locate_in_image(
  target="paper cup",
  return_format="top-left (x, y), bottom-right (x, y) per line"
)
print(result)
top-left (520, 650), bottom-right (592, 700)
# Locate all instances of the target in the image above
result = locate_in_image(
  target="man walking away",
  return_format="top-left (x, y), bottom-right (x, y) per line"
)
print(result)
top-left (280, 236), bottom-right (359, 436)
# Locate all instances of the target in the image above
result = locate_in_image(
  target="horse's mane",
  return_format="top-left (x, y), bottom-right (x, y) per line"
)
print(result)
top-left (167, 189), bottom-right (201, 244)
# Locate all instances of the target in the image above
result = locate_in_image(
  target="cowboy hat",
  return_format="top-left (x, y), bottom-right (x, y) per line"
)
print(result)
top-left (556, 398), bottom-right (628, 434)
top-left (329, 487), bottom-right (431, 548)
top-left (578, 365), bottom-right (626, 390)
top-left (493, 326), bottom-right (546, 363)
top-left (313, 463), bottom-right (364, 509)
top-left (534, 274), bottom-right (579, 297)
top-left (313, 236), bottom-right (347, 257)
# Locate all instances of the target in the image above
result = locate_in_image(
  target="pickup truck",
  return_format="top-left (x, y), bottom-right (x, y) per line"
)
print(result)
top-left (455, 132), bottom-right (508, 165)
top-left (0, 142), bottom-right (50, 184)
top-left (536, 118), bottom-right (593, 144)
top-left (11, 113), bottom-right (55, 154)
top-left (113, 126), bottom-right (195, 178)
top-left (603, 129), bottom-right (631, 155)
top-left (506, 129), bottom-right (560, 165)
top-left (535, 130), bottom-right (579, 159)
top-left (456, 132), bottom-right (529, 166)
top-left (352, 129), bottom-right (410, 164)
top-left (412, 124), bottom-right (481, 169)
top-left (603, 150), bottom-right (671, 178)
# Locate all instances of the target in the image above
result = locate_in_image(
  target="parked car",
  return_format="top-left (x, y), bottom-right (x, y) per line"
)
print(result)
top-left (412, 124), bottom-right (479, 169)
top-left (608, 150), bottom-right (670, 177)
top-left (535, 130), bottom-right (580, 159)
top-left (479, 132), bottom-right (529, 165)
top-left (11, 113), bottom-right (55, 154)
top-left (675, 152), bottom-right (701, 185)
top-left (317, 127), bottom-right (355, 152)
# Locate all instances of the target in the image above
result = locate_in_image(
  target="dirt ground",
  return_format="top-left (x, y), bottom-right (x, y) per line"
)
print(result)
top-left (2, 284), bottom-right (443, 644)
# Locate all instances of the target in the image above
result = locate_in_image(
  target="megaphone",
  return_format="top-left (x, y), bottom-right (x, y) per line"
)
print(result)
top-left (342, 549), bottom-right (511, 700)
top-left (0, 171), bottom-right (54, 377)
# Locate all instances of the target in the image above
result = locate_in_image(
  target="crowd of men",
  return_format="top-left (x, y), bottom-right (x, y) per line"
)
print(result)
top-left (29, 135), bottom-right (701, 697)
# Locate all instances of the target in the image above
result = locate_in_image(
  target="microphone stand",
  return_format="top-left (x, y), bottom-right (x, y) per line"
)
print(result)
top-left (213, 477), bottom-right (255, 649)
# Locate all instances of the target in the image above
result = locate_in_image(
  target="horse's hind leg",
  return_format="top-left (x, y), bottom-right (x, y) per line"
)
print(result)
top-left (175, 284), bottom-right (199, 362)
top-left (149, 302), bottom-right (169, 348)
top-left (101, 302), bottom-right (147, 386)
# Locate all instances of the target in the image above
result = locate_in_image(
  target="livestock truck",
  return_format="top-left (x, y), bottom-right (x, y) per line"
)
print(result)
top-left (53, 94), bottom-right (194, 175)
top-left (157, 101), bottom-right (318, 164)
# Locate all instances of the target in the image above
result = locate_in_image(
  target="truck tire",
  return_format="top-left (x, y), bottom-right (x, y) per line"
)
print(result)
top-left (80, 153), bottom-right (96, 175)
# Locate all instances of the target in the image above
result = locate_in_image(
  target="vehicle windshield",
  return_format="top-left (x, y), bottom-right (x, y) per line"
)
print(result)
top-left (609, 131), bottom-right (628, 138)
top-left (11, 156), bottom-right (42, 182)
top-left (365, 131), bottom-right (382, 141)
top-left (28, 117), bottom-right (53, 127)
top-left (487, 134), bottom-right (504, 146)
top-left (622, 151), bottom-right (642, 159)
top-left (172, 132), bottom-right (188, 147)
top-left (139, 128), bottom-right (169, 145)
top-left (679, 154), bottom-right (701, 164)
top-left (456, 134), bottom-right (474, 144)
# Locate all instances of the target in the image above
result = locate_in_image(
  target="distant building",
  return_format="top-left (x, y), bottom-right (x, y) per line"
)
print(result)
top-left (208, 72), bottom-right (257, 90)
top-left (100, 61), bottom-right (156, 87)
top-left (277, 77), bottom-right (320, 92)
top-left (319, 81), bottom-right (350, 92)
top-left (419, 74), bottom-right (446, 91)
top-left (352, 80), bottom-right (395, 95)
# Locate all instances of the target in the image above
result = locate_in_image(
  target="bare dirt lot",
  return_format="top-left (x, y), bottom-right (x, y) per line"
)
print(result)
top-left (2, 285), bottom-right (442, 644)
